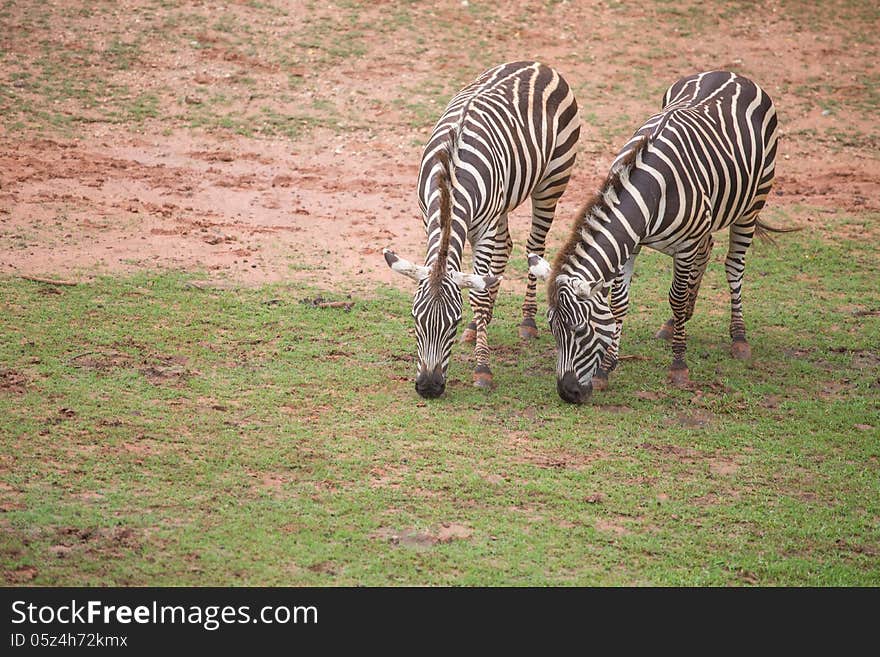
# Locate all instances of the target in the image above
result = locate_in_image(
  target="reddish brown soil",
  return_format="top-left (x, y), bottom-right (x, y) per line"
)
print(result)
top-left (1, 1), bottom-right (877, 294)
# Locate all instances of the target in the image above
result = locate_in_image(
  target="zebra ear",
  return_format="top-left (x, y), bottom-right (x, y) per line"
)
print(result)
top-left (383, 248), bottom-right (430, 283)
top-left (557, 274), bottom-right (604, 301)
top-left (451, 271), bottom-right (501, 292)
top-left (527, 253), bottom-right (552, 281)
top-left (570, 277), bottom-right (605, 301)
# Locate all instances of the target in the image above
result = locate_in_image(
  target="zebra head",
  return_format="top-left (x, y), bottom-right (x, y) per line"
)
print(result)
top-left (529, 254), bottom-right (615, 404)
top-left (384, 248), bottom-right (498, 399)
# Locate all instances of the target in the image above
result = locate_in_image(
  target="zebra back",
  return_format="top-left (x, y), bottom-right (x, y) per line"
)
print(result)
top-left (554, 71), bottom-right (778, 287)
top-left (417, 61), bottom-right (580, 272)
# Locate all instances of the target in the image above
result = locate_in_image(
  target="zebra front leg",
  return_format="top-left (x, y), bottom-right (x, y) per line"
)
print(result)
top-left (667, 251), bottom-right (694, 387)
top-left (519, 238), bottom-right (541, 341)
top-left (593, 248), bottom-right (638, 390)
top-left (469, 283), bottom-right (501, 389)
top-left (655, 234), bottom-right (711, 340)
top-left (520, 196), bottom-right (557, 340)
top-left (727, 215), bottom-right (757, 360)
top-left (470, 234), bottom-right (508, 389)
top-left (592, 320), bottom-right (620, 391)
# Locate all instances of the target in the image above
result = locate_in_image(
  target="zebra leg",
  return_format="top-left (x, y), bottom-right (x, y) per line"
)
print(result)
top-left (667, 249), bottom-right (695, 387)
top-left (684, 233), bottom-right (713, 322)
top-left (469, 228), bottom-right (510, 389)
top-left (471, 287), bottom-right (499, 389)
top-left (519, 193), bottom-right (560, 339)
top-left (521, 140), bottom-right (576, 339)
top-left (656, 234), bottom-right (712, 339)
top-left (519, 219), bottom-right (546, 340)
top-left (592, 279), bottom-right (624, 392)
top-left (594, 248), bottom-right (639, 391)
top-left (726, 214), bottom-right (758, 360)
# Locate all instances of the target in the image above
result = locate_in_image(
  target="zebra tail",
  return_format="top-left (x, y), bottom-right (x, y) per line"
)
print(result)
top-left (754, 218), bottom-right (801, 245)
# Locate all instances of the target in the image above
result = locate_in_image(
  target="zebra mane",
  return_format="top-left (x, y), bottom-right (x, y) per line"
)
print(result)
top-left (429, 136), bottom-right (455, 291)
top-left (549, 134), bottom-right (650, 303)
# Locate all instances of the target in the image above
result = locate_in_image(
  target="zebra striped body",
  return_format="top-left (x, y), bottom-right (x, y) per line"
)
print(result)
top-left (530, 71), bottom-right (778, 403)
top-left (385, 61), bottom-right (580, 398)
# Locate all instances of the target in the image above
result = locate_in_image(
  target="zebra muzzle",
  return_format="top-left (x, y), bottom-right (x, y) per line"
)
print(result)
top-left (415, 363), bottom-right (446, 399)
top-left (557, 371), bottom-right (592, 405)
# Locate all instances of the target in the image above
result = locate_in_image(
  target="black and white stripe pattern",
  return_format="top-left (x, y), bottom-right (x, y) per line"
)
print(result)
top-left (385, 60), bottom-right (580, 398)
top-left (530, 70), bottom-right (779, 403)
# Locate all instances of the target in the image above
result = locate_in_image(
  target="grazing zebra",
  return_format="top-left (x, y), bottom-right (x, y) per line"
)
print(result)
top-left (384, 61), bottom-right (580, 398)
top-left (529, 70), bottom-right (786, 404)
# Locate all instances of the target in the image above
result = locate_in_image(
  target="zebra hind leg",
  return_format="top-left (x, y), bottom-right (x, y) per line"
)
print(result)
top-left (667, 251), bottom-right (696, 387)
top-left (726, 216), bottom-right (758, 361)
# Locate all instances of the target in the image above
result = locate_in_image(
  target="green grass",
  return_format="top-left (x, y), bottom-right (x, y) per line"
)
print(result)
top-left (2, 215), bottom-right (878, 585)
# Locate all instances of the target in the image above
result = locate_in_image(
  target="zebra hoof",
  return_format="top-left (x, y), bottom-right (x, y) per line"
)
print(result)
top-left (460, 322), bottom-right (477, 344)
top-left (668, 367), bottom-right (690, 388)
top-left (655, 319), bottom-right (674, 341)
top-left (591, 369), bottom-right (609, 391)
top-left (518, 319), bottom-right (539, 340)
top-left (730, 340), bottom-right (751, 361)
top-left (473, 367), bottom-right (494, 390)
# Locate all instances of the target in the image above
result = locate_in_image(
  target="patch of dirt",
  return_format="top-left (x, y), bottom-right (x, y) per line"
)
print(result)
top-left (136, 354), bottom-right (192, 385)
top-left (597, 404), bottom-right (634, 414)
top-left (507, 431), bottom-right (608, 470)
top-left (69, 350), bottom-right (133, 371)
top-left (480, 472), bottom-right (507, 485)
top-left (708, 458), bottom-right (740, 477)
top-left (50, 526), bottom-right (140, 560)
top-left (72, 491), bottom-right (105, 502)
top-left (307, 561), bottom-right (338, 576)
top-left (638, 442), bottom-right (745, 479)
top-left (371, 522), bottom-right (474, 548)
top-left (368, 464), bottom-right (408, 490)
top-left (0, 2), bottom-right (877, 291)
top-left (639, 442), bottom-right (702, 462)
top-left (671, 409), bottom-right (717, 429)
top-left (851, 351), bottom-right (880, 369)
top-left (594, 516), bottom-right (644, 536)
top-left (117, 438), bottom-right (166, 458)
top-left (248, 471), bottom-right (294, 496)
top-left (691, 490), bottom-right (744, 506)
top-left (4, 565), bottom-right (38, 583)
top-left (435, 523), bottom-right (474, 542)
top-left (0, 368), bottom-right (27, 394)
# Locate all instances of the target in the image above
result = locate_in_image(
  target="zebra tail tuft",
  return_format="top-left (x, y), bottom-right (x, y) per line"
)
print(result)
top-left (754, 218), bottom-right (802, 245)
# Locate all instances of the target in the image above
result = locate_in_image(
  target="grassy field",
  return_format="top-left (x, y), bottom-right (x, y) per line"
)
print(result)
top-left (1, 0), bottom-right (878, 587)
top-left (2, 205), bottom-right (878, 585)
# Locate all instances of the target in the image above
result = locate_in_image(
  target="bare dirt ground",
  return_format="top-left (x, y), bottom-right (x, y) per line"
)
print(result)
top-left (1, 0), bottom-right (877, 294)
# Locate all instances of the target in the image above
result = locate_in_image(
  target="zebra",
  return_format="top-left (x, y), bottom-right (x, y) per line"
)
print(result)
top-left (383, 61), bottom-right (580, 398)
top-left (528, 70), bottom-right (788, 404)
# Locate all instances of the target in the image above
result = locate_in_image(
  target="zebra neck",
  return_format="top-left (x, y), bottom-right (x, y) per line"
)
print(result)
top-left (565, 174), bottom-right (656, 284)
